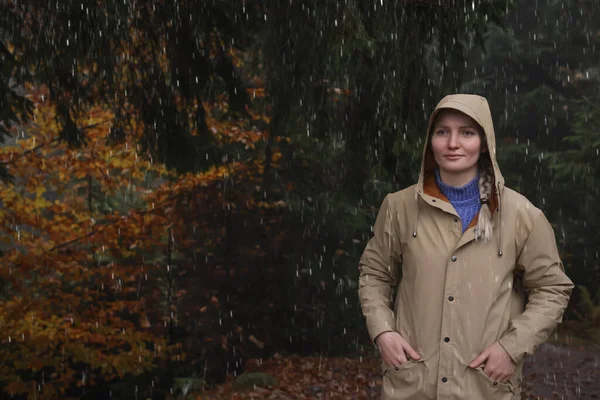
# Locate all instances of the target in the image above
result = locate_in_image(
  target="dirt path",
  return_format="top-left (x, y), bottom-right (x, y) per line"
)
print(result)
top-left (201, 342), bottom-right (600, 399)
top-left (520, 342), bottom-right (600, 399)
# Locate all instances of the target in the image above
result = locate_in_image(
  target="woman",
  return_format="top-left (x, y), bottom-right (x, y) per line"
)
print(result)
top-left (358, 94), bottom-right (574, 400)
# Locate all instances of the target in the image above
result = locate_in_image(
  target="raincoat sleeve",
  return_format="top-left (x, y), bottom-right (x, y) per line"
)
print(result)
top-left (498, 211), bottom-right (574, 365)
top-left (357, 194), bottom-right (401, 344)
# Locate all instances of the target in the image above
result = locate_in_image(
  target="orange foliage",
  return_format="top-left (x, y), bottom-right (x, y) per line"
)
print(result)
top-left (0, 75), bottom-right (278, 398)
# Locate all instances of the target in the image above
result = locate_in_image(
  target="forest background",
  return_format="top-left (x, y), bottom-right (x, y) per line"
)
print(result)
top-left (1, 0), bottom-right (599, 399)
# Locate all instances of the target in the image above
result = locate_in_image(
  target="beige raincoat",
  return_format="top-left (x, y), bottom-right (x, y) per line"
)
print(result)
top-left (358, 94), bottom-right (574, 399)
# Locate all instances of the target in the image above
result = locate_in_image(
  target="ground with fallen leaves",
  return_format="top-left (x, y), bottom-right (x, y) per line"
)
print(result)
top-left (198, 342), bottom-right (600, 399)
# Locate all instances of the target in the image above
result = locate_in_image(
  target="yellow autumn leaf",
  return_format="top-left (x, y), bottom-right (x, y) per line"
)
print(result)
top-left (34, 196), bottom-right (51, 209)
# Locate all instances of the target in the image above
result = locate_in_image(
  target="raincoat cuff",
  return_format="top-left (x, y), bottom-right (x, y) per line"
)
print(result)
top-left (497, 336), bottom-right (523, 365)
top-left (372, 329), bottom-right (394, 345)
top-left (364, 305), bottom-right (397, 344)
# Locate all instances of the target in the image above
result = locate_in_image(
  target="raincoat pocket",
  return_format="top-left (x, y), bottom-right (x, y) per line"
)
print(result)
top-left (381, 358), bottom-right (425, 376)
top-left (381, 359), bottom-right (427, 399)
top-left (469, 366), bottom-right (516, 398)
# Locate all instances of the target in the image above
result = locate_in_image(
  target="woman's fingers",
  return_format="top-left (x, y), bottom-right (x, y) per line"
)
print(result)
top-left (386, 354), bottom-right (408, 369)
top-left (383, 348), bottom-right (408, 368)
top-left (379, 332), bottom-right (422, 368)
top-left (400, 341), bottom-right (421, 360)
top-left (393, 350), bottom-right (409, 365)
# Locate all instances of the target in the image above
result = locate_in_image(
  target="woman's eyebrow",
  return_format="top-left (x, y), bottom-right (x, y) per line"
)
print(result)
top-left (434, 124), bottom-right (478, 130)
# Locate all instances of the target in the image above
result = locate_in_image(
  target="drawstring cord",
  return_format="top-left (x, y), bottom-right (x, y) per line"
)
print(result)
top-left (497, 182), bottom-right (503, 257)
top-left (413, 190), bottom-right (420, 237)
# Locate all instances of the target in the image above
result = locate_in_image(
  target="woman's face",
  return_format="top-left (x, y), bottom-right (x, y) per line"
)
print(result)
top-left (430, 109), bottom-right (485, 184)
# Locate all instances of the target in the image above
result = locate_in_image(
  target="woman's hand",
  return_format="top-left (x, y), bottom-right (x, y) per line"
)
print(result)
top-left (469, 341), bottom-right (517, 383)
top-left (375, 331), bottom-right (421, 368)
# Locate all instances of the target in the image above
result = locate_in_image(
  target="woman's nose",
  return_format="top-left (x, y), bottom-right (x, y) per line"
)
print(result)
top-left (447, 132), bottom-right (460, 148)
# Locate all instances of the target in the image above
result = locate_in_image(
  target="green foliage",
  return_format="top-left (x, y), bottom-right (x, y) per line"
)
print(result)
top-left (173, 377), bottom-right (206, 398)
top-left (462, 0), bottom-right (600, 297)
top-left (261, 1), bottom-right (512, 198)
top-left (550, 97), bottom-right (600, 187)
top-left (576, 285), bottom-right (600, 322)
top-left (561, 285), bottom-right (600, 344)
top-left (233, 372), bottom-right (276, 390)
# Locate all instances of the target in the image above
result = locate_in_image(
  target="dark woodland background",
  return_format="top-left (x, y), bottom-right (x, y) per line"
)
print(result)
top-left (1, 0), bottom-right (599, 398)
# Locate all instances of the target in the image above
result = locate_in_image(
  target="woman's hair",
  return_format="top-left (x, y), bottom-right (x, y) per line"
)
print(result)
top-left (477, 152), bottom-right (495, 241)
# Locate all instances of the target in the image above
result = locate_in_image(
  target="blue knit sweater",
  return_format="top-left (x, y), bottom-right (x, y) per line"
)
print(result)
top-left (435, 169), bottom-right (481, 233)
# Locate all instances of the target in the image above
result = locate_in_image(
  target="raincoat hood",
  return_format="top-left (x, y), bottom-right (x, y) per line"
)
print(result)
top-left (418, 93), bottom-right (505, 191)
top-left (413, 94), bottom-right (505, 254)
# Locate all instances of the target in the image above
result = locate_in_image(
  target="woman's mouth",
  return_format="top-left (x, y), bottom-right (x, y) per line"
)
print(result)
top-left (444, 155), bottom-right (463, 160)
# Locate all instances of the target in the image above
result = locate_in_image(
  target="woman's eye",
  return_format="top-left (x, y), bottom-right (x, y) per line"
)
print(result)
top-left (435, 130), bottom-right (447, 135)
top-left (463, 131), bottom-right (475, 136)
